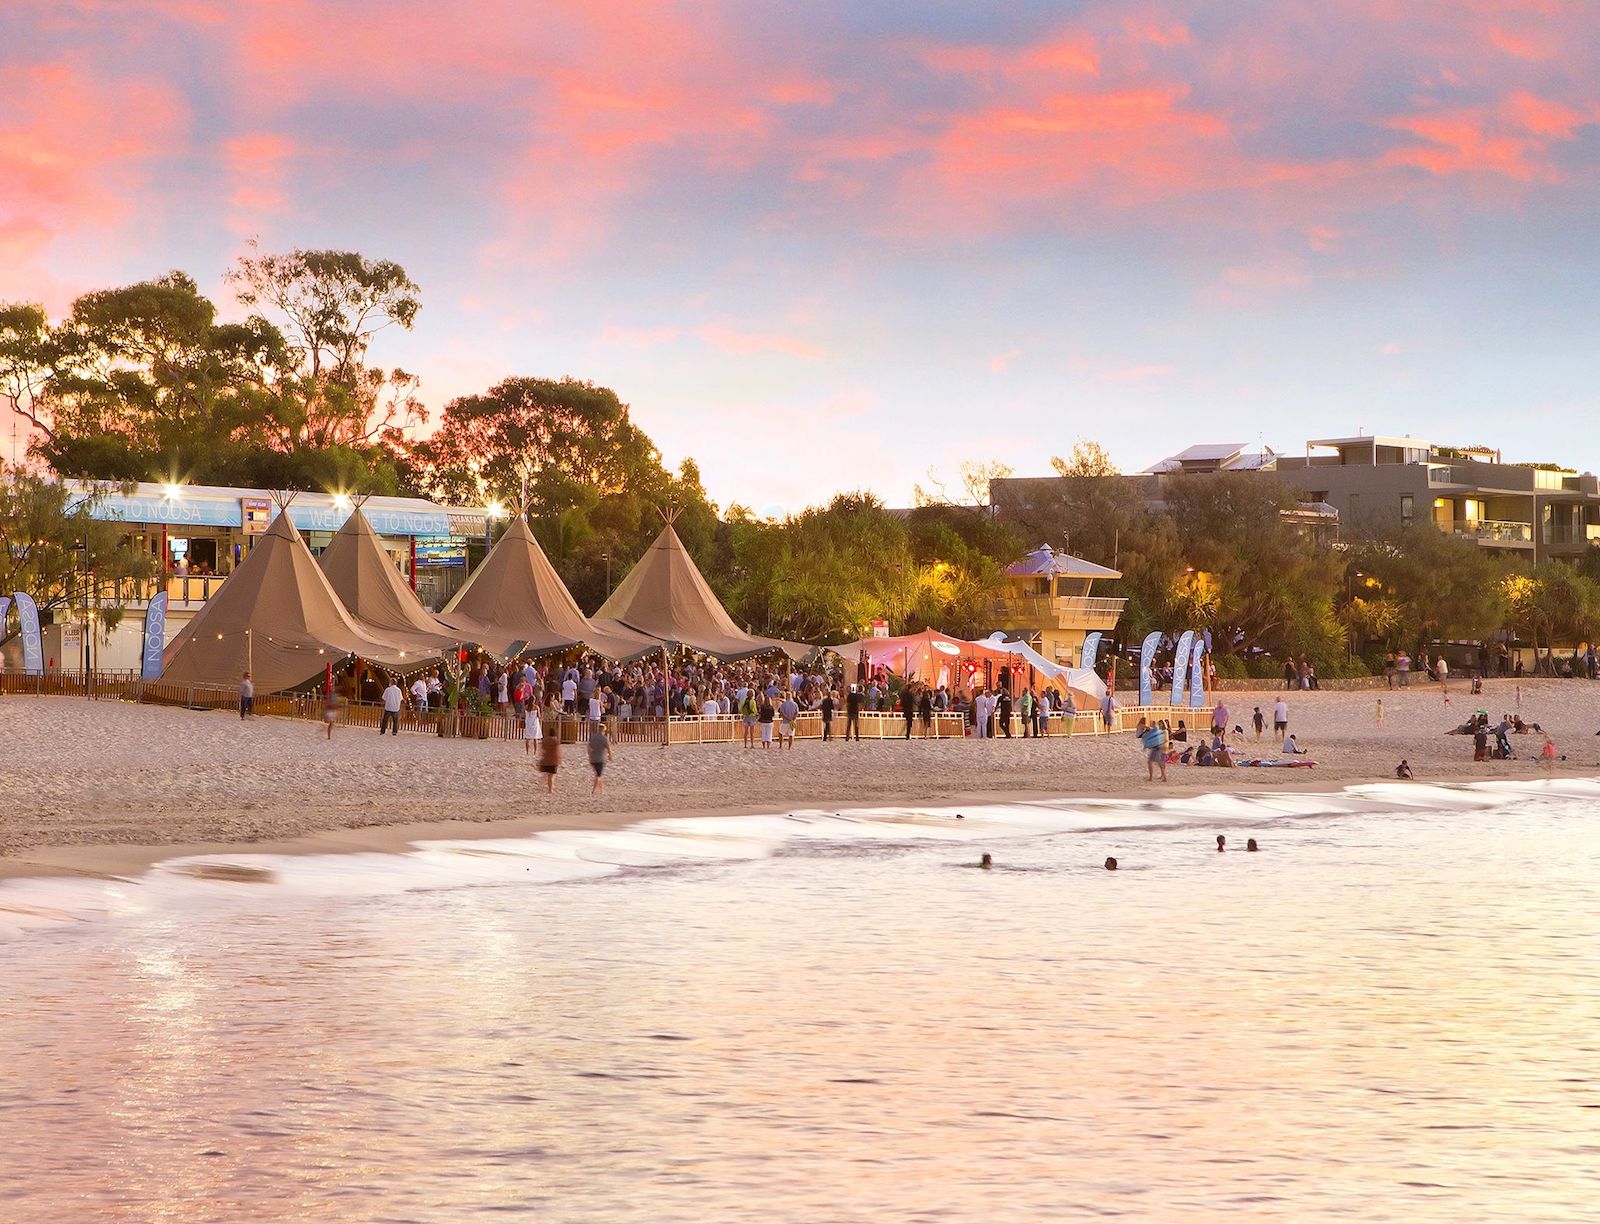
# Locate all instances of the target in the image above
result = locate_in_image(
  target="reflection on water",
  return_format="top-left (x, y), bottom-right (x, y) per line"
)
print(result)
top-left (3, 784), bottom-right (1600, 1221)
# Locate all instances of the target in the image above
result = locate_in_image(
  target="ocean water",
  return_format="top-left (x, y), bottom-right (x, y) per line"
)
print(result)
top-left (3, 782), bottom-right (1599, 1221)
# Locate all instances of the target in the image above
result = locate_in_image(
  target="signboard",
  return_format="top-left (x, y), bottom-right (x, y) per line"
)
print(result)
top-left (414, 537), bottom-right (467, 569)
top-left (871, 619), bottom-right (889, 638)
top-left (241, 497), bottom-right (273, 535)
top-left (62, 623), bottom-right (83, 664)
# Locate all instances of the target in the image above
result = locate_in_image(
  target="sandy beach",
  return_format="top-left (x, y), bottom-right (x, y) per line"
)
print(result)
top-left (3, 680), bottom-right (1593, 880)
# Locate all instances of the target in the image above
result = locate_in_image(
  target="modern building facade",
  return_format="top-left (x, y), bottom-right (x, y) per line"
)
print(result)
top-left (994, 434), bottom-right (1600, 564)
top-left (1270, 436), bottom-right (1600, 562)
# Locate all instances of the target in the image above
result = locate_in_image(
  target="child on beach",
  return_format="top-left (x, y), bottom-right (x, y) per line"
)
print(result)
top-left (1541, 734), bottom-right (1558, 772)
top-left (523, 702), bottom-right (542, 754)
top-left (1252, 707), bottom-right (1265, 740)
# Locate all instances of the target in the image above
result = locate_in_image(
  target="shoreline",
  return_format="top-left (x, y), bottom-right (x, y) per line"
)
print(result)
top-left (4, 684), bottom-right (1592, 886)
top-left (3, 771), bottom-right (1586, 888)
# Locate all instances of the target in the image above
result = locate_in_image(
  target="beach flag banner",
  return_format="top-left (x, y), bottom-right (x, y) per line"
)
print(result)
top-left (141, 591), bottom-right (169, 679)
top-left (1188, 637), bottom-right (1207, 709)
top-left (0, 596), bottom-right (9, 647)
top-left (1080, 631), bottom-right (1102, 670)
top-left (1170, 630), bottom-right (1194, 706)
top-left (12, 592), bottom-right (43, 675)
top-left (1138, 631), bottom-right (1161, 706)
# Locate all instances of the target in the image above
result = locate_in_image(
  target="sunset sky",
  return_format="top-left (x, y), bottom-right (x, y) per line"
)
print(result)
top-left (3, 1), bottom-right (1598, 514)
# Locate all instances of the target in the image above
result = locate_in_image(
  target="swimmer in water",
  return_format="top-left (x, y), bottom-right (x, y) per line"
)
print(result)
top-left (979, 853), bottom-right (993, 869)
top-left (1246, 838), bottom-right (1259, 852)
top-left (1104, 857), bottom-right (1118, 871)
top-left (1216, 834), bottom-right (1226, 852)
top-left (955, 813), bottom-right (964, 820)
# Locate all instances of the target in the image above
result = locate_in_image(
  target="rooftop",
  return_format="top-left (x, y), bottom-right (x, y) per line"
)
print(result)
top-left (1005, 544), bottom-right (1121, 579)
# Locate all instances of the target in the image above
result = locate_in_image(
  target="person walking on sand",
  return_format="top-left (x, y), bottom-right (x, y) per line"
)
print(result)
top-left (380, 677), bottom-right (403, 736)
top-left (845, 684), bottom-right (863, 741)
top-left (821, 689), bottom-right (836, 742)
top-left (1377, 697), bottom-right (1385, 727)
top-left (1436, 655), bottom-right (1451, 704)
top-left (918, 686), bottom-right (935, 739)
top-left (239, 672), bottom-right (254, 720)
top-left (1540, 733), bottom-right (1558, 773)
top-left (537, 725), bottom-right (561, 792)
top-left (1251, 706), bottom-right (1265, 740)
top-left (323, 682), bottom-right (340, 740)
top-left (588, 723), bottom-right (612, 793)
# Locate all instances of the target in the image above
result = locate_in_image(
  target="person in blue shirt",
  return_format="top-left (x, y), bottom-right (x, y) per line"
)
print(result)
top-left (1141, 720), bottom-right (1168, 782)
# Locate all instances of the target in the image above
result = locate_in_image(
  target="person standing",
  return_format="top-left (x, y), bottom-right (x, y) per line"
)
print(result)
top-left (901, 685), bottom-right (917, 740)
top-left (523, 699), bottom-right (543, 755)
top-left (588, 723), bottom-right (612, 793)
top-left (380, 677), bottom-right (403, 736)
top-left (1141, 719), bottom-right (1168, 783)
top-left (845, 685), bottom-right (863, 741)
top-left (917, 685), bottom-right (934, 739)
top-left (1211, 700), bottom-right (1230, 739)
top-left (238, 672), bottom-right (254, 720)
top-left (1397, 650), bottom-right (1411, 687)
top-left (1018, 688), bottom-right (1034, 738)
top-left (758, 692), bottom-right (776, 749)
top-left (820, 689), bottom-right (836, 742)
top-left (1272, 697), bottom-right (1288, 743)
top-left (323, 682), bottom-right (340, 740)
top-left (997, 688), bottom-right (1013, 738)
top-left (778, 690), bottom-right (799, 750)
top-left (1436, 655), bottom-right (1451, 704)
top-left (1100, 690), bottom-right (1116, 732)
top-left (1252, 706), bottom-right (1265, 740)
top-left (741, 689), bottom-right (760, 748)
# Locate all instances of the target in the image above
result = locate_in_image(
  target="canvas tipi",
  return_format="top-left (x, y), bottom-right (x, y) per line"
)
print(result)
top-left (318, 505), bottom-right (462, 653)
top-left (594, 521), bottom-right (809, 661)
top-left (439, 514), bottom-right (658, 661)
top-left (161, 509), bottom-right (425, 692)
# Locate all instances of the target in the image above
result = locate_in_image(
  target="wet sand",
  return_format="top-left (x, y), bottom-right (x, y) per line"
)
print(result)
top-left (3, 680), bottom-right (1589, 881)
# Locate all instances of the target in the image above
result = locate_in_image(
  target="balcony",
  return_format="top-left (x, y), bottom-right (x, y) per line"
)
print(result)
top-left (990, 594), bottom-right (1126, 630)
top-left (1451, 519), bottom-right (1533, 545)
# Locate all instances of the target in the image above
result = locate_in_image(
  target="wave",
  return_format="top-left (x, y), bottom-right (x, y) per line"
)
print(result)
top-left (5, 776), bottom-right (1599, 939)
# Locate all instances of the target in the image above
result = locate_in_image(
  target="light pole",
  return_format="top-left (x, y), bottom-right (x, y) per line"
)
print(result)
top-left (603, 552), bottom-right (611, 597)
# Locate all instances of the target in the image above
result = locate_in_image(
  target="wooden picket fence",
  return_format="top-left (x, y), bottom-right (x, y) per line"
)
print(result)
top-left (3, 668), bottom-right (1174, 745)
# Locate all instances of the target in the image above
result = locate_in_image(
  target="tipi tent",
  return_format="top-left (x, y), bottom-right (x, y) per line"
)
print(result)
top-left (318, 505), bottom-right (462, 653)
top-left (593, 523), bottom-right (809, 661)
top-left (439, 514), bottom-right (658, 661)
top-left (161, 510), bottom-right (425, 692)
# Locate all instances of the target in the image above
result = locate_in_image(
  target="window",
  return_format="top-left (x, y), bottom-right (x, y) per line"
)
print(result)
top-left (1400, 494), bottom-right (1414, 523)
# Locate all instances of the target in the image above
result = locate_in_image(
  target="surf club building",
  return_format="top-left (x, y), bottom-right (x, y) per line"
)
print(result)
top-left (43, 481), bottom-right (489, 672)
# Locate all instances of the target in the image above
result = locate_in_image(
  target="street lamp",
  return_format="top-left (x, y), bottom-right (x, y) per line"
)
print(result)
top-left (484, 500), bottom-right (507, 552)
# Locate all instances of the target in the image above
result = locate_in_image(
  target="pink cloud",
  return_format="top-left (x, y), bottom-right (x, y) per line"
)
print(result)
top-left (598, 324), bottom-right (680, 349)
top-left (222, 131), bottom-right (295, 228)
top-left (695, 325), bottom-right (826, 361)
top-left (989, 347), bottom-right (1022, 374)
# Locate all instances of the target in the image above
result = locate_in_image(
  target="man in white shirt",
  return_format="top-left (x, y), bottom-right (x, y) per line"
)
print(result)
top-left (410, 675), bottom-right (428, 715)
top-left (561, 674), bottom-right (578, 714)
top-left (380, 678), bottom-right (404, 736)
top-left (1272, 698), bottom-right (1289, 743)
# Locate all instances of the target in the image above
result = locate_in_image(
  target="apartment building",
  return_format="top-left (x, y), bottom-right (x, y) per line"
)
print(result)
top-left (1272, 436), bottom-right (1600, 562)
top-left (993, 435), bottom-right (1600, 563)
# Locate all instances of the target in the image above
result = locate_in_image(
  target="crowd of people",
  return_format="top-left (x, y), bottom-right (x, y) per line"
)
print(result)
top-left (345, 651), bottom-right (1103, 742)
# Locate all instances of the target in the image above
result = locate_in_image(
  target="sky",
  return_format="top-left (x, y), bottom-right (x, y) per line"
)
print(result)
top-left (3, 0), bottom-right (1599, 515)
